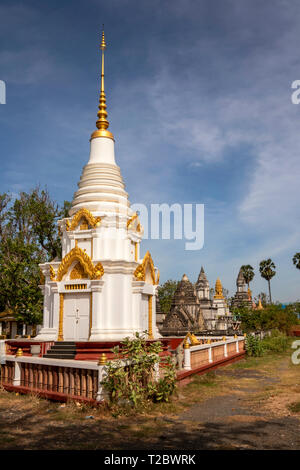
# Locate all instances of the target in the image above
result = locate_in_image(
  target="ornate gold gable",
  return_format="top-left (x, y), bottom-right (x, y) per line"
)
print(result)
top-left (134, 251), bottom-right (158, 285)
top-left (55, 244), bottom-right (104, 281)
top-left (127, 213), bottom-right (141, 232)
top-left (66, 208), bottom-right (101, 232)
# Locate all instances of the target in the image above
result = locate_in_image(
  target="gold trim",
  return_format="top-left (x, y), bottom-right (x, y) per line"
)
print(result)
top-left (56, 245), bottom-right (104, 282)
top-left (39, 270), bottom-right (45, 285)
top-left (134, 242), bottom-right (138, 262)
top-left (66, 208), bottom-right (101, 232)
top-left (148, 295), bottom-right (153, 340)
top-left (127, 213), bottom-right (138, 229)
top-left (134, 251), bottom-right (157, 285)
top-left (58, 293), bottom-right (64, 341)
top-left (156, 269), bottom-right (160, 285)
top-left (65, 284), bottom-right (87, 290)
top-left (49, 265), bottom-right (56, 281)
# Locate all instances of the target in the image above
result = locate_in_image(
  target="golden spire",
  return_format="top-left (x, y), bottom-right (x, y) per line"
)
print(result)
top-left (257, 299), bottom-right (263, 310)
top-left (91, 29), bottom-right (114, 141)
top-left (214, 278), bottom-right (224, 299)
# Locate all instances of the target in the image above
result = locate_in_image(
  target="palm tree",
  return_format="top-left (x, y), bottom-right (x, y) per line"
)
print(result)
top-left (293, 252), bottom-right (300, 270)
top-left (241, 265), bottom-right (255, 289)
top-left (259, 259), bottom-right (276, 304)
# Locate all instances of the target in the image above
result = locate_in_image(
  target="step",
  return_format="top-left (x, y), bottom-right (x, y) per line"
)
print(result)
top-left (49, 345), bottom-right (77, 351)
top-left (54, 342), bottom-right (76, 346)
top-left (44, 354), bottom-right (76, 360)
top-left (46, 350), bottom-right (76, 356)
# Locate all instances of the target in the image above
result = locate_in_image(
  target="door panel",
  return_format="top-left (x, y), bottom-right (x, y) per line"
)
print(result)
top-left (63, 293), bottom-right (90, 341)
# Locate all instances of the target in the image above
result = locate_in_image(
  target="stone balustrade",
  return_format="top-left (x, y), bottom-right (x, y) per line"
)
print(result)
top-left (183, 336), bottom-right (245, 371)
top-left (0, 356), bottom-right (107, 402)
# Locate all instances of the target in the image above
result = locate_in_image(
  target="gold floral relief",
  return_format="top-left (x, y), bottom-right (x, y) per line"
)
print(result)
top-left (70, 262), bottom-right (88, 280)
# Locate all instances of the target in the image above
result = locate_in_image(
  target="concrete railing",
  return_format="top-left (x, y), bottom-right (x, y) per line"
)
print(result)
top-left (0, 355), bottom-right (107, 402)
top-left (183, 336), bottom-right (245, 371)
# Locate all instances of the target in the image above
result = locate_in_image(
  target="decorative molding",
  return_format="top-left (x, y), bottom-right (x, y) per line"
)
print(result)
top-left (49, 265), bottom-right (56, 281)
top-left (134, 251), bottom-right (156, 285)
top-left (39, 270), bottom-right (45, 285)
top-left (127, 212), bottom-right (141, 232)
top-left (56, 245), bottom-right (104, 281)
top-left (66, 208), bottom-right (101, 232)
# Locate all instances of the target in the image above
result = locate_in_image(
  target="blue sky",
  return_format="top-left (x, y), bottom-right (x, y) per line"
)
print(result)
top-left (0, 0), bottom-right (300, 301)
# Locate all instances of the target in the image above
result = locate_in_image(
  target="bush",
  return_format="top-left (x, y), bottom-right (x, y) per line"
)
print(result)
top-left (245, 334), bottom-right (265, 357)
top-left (101, 332), bottom-right (176, 413)
top-left (235, 304), bottom-right (298, 334)
top-left (261, 330), bottom-right (289, 353)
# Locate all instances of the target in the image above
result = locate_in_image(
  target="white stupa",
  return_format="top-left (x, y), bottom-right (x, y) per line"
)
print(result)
top-left (35, 31), bottom-right (160, 342)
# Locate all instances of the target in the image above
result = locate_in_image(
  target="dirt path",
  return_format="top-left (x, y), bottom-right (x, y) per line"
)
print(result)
top-left (0, 351), bottom-right (299, 450)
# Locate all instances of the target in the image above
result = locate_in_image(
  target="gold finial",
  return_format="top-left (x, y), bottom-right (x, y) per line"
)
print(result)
top-left (98, 353), bottom-right (107, 365)
top-left (214, 278), bottom-right (224, 299)
top-left (16, 348), bottom-right (23, 357)
top-left (91, 29), bottom-right (114, 141)
top-left (257, 299), bottom-right (263, 310)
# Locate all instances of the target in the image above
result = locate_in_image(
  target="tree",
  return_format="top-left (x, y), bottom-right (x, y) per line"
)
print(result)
top-left (241, 264), bottom-right (255, 289)
top-left (259, 259), bottom-right (276, 304)
top-left (293, 252), bottom-right (300, 270)
top-left (157, 280), bottom-right (178, 314)
top-left (0, 187), bottom-right (69, 325)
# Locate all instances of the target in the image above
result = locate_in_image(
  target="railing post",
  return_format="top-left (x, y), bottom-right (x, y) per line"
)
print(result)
top-left (183, 341), bottom-right (191, 370)
top-left (96, 353), bottom-right (108, 402)
top-left (223, 337), bottom-right (228, 358)
top-left (13, 360), bottom-right (21, 386)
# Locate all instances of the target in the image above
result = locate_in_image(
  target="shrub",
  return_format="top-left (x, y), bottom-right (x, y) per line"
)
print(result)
top-left (261, 330), bottom-right (289, 353)
top-left (245, 334), bottom-right (265, 357)
top-left (101, 332), bottom-right (176, 412)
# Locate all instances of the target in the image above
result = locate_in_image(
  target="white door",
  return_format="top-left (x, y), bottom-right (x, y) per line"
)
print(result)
top-left (64, 293), bottom-right (90, 341)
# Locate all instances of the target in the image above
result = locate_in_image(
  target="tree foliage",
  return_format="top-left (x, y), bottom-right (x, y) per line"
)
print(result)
top-left (241, 264), bottom-right (255, 287)
top-left (259, 258), bottom-right (276, 303)
top-left (157, 280), bottom-right (178, 314)
top-left (293, 252), bottom-right (300, 270)
top-left (0, 187), bottom-right (70, 324)
top-left (234, 303), bottom-right (298, 334)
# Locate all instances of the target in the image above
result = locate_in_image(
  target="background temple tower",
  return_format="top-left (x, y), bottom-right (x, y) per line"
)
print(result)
top-left (36, 31), bottom-right (160, 342)
top-left (161, 274), bottom-right (204, 336)
top-left (232, 268), bottom-right (252, 309)
top-left (195, 266), bottom-right (210, 300)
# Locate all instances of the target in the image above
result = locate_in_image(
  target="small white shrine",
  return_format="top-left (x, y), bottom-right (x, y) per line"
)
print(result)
top-left (35, 32), bottom-right (160, 342)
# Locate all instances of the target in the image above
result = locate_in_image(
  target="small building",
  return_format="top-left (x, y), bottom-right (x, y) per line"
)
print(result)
top-left (0, 311), bottom-right (34, 339)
